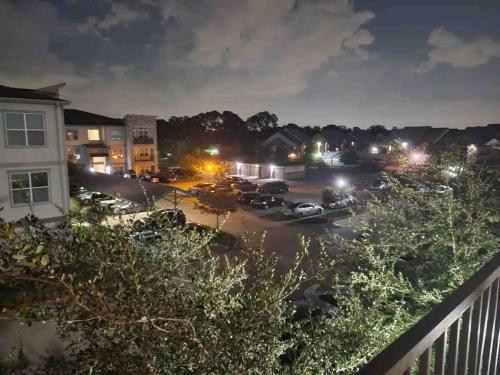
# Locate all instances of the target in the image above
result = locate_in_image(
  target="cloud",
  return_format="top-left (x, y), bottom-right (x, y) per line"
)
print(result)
top-left (417, 27), bottom-right (500, 73)
top-left (160, 0), bottom-right (375, 98)
top-left (78, 1), bottom-right (148, 36)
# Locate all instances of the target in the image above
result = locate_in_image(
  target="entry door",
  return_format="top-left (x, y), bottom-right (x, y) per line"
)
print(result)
top-left (92, 156), bottom-right (106, 173)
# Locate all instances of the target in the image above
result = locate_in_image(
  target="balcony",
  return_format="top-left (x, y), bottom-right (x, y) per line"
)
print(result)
top-left (134, 155), bottom-right (154, 162)
top-left (133, 136), bottom-right (154, 145)
top-left (358, 252), bottom-right (500, 375)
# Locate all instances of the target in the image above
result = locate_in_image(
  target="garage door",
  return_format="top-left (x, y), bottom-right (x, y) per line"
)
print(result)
top-left (249, 165), bottom-right (260, 178)
top-left (272, 167), bottom-right (284, 180)
top-left (239, 164), bottom-right (250, 176)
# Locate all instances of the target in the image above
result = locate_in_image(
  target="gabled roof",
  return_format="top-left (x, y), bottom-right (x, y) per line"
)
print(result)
top-left (64, 109), bottom-right (124, 126)
top-left (316, 128), bottom-right (356, 145)
top-left (263, 127), bottom-right (310, 147)
top-left (387, 126), bottom-right (449, 146)
top-left (0, 84), bottom-right (69, 103)
top-left (435, 125), bottom-right (500, 147)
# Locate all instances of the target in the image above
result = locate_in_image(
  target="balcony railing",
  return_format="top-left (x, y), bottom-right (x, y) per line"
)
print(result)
top-left (134, 155), bottom-right (154, 162)
top-left (358, 252), bottom-right (500, 375)
top-left (133, 136), bottom-right (154, 144)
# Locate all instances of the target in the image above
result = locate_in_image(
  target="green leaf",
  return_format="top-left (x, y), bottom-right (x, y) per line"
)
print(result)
top-left (12, 254), bottom-right (26, 261)
top-left (36, 245), bottom-right (44, 254)
top-left (40, 254), bottom-right (50, 266)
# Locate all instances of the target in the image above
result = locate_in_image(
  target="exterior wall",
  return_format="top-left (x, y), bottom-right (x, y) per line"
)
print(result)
top-left (65, 125), bottom-right (127, 175)
top-left (0, 100), bottom-right (69, 222)
top-left (124, 114), bottom-right (158, 174)
top-left (227, 161), bottom-right (305, 180)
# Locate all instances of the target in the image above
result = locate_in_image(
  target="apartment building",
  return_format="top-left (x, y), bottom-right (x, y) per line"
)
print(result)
top-left (0, 84), bottom-right (70, 223)
top-left (64, 109), bottom-right (158, 175)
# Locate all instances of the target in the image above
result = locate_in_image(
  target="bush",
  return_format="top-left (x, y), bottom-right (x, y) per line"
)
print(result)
top-left (339, 149), bottom-right (360, 165)
top-left (322, 187), bottom-right (339, 205)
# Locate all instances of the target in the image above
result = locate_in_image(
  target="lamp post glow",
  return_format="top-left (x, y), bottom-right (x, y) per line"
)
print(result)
top-left (371, 146), bottom-right (379, 154)
top-left (316, 141), bottom-right (322, 153)
top-left (410, 152), bottom-right (423, 163)
top-left (401, 141), bottom-right (408, 150)
top-left (335, 177), bottom-right (347, 189)
top-left (269, 164), bottom-right (275, 179)
top-left (236, 162), bottom-right (241, 175)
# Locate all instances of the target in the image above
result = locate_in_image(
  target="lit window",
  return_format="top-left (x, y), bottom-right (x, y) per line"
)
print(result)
top-left (10, 171), bottom-right (49, 205)
top-left (5, 112), bottom-right (45, 147)
top-left (87, 129), bottom-right (100, 141)
top-left (111, 147), bottom-right (124, 159)
top-left (66, 129), bottom-right (78, 141)
top-left (111, 129), bottom-right (123, 140)
top-left (138, 148), bottom-right (151, 158)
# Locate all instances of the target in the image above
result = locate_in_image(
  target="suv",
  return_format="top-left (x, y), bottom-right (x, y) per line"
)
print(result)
top-left (237, 192), bottom-right (260, 205)
top-left (257, 180), bottom-right (289, 194)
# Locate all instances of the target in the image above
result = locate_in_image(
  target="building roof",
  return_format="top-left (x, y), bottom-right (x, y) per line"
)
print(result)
top-left (0, 84), bottom-right (69, 103)
top-left (434, 124), bottom-right (500, 148)
top-left (64, 109), bottom-right (124, 126)
top-left (316, 128), bottom-right (356, 145)
top-left (262, 127), bottom-right (310, 147)
top-left (386, 126), bottom-right (449, 146)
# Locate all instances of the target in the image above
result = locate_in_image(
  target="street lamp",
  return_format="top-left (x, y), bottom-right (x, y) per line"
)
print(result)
top-left (335, 177), bottom-right (347, 189)
top-left (316, 141), bottom-right (322, 153)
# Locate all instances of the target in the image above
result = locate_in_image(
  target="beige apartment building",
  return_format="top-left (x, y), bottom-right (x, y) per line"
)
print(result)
top-left (0, 83), bottom-right (70, 223)
top-left (64, 109), bottom-right (158, 176)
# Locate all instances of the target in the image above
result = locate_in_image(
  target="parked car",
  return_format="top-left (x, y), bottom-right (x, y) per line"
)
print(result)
top-left (326, 193), bottom-right (355, 209)
top-left (257, 180), bottom-right (289, 194)
top-left (138, 173), bottom-right (153, 182)
top-left (77, 191), bottom-right (113, 205)
top-left (222, 175), bottom-right (245, 184)
top-left (283, 202), bottom-right (323, 218)
top-left (158, 171), bottom-right (178, 183)
top-left (124, 169), bottom-right (137, 179)
top-left (133, 209), bottom-right (187, 231)
top-left (187, 183), bottom-right (216, 195)
top-left (250, 195), bottom-right (285, 210)
top-left (232, 180), bottom-right (258, 192)
top-left (433, 185), bottom-right (452, 194)
top-left (409, 182), bottom-right (430, 193)
top-left (111, 200), bottom-right (144, 214)
top-left (69, 183), bottom-right (87, 196)
top-left (371, 179), bottom-right (391, 191)
top-left (237, 192), bottom-right (260, 205)
top-left (96, 196), bottom-right (122, 208)
top-left (129, 230), bottom-right (160, 244)
top-left (290, 284), bottom-right (338, 321)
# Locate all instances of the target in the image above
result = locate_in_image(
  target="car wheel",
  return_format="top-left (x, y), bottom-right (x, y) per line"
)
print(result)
top-left (316, 209), bottom-right (322, 215)
top-left (121, 209), bottom-right (128, 215)
top-left (348, 201), bottom-right (354, 207)
top-left (298, 212), bottom-right (304, 218)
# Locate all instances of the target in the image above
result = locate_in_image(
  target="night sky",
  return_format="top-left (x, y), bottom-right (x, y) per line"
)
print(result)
top-left (1, 0), bottom-right (499, 128)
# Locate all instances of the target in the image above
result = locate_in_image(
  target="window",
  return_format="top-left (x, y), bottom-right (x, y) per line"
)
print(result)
top-left (135, 128), bottom-right (149, 138)
top-left (5, 112), bottom-right (45, 147)
top-left (10, 171), bottom-right (50, 205)
top-left (111, 129), bottom-right (123, 140)
top-left (111, 147), bottom-right (124, 159)
top-left (138, 148), bottom-right (150, 158)
top-left (66, 128), bottom-right (78, 141)
top-left (87, 129), bottom-right (100, 141)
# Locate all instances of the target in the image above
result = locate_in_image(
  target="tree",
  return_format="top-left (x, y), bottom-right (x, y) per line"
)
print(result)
top-left (339, 149), bottom-right (360, 165)
top-left (0, 212), bottom-right (304, 374)
top-left (245, 111), bottom-right (279, 133)
top-left (179, 153), bottom-right (228, 179)
top-left (194, 191), bottom-right (238, 228)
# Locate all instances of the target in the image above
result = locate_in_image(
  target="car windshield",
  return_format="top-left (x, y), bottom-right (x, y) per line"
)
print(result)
top-left (287, 203), bottom-right (302, 209)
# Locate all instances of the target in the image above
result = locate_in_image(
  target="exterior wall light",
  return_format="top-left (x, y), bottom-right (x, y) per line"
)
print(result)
top-left (371, 146), bottom-right (379, 154)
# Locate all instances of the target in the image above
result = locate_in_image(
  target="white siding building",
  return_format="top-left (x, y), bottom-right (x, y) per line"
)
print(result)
top-left (0, 84), bottom-right (70, 223)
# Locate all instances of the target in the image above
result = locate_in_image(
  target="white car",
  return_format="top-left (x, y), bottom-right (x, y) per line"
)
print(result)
top-left (112, 200), bottom-right (144, 214)
top-left (187, 183), bottom-right (216, 195)
top-left (97, 196), bottom-right (122, 208)
top-left (327, 193), bottom-right (355, 209)
top-left (283, 202), bottom-right (323, 218)
top-left (434, 185), bottom-right (453, 194)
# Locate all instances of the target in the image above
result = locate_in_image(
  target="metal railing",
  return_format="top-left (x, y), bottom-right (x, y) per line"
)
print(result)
top-left (358, 252), bottom-right (500, 375)
top-left (133, 136), bottom-right (154, 144)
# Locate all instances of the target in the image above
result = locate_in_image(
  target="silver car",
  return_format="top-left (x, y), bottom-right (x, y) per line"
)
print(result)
top-left (283, 202), bottom-right (324, 218)
top-left (327, 193), bottom-right (355, 209)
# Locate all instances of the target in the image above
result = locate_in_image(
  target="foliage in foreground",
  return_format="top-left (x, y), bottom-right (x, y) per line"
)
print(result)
top-left (0, 152), bottom-right (498, 374)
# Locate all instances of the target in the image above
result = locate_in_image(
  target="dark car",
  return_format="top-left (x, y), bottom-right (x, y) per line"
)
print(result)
top-left (257, 180), bottom-right (289, 194)
top-left (158, 171), bottom-right (178, 183)
top-left (232, 180), bottom-right (258, 192)
top-left (133, 209), bottom-right (187, 231)
top-left (237, 192), bottom-right (260, 205)
top-left (124, 169), bottom-right (137, 179)
top-left (250, 195), bottom-right (285, 210)
top-left (371, 179), bottom-right (391, 191)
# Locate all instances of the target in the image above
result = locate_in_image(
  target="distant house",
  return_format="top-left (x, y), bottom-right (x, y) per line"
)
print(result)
top-left (65, 109), bottom-right (159, 176)
top-left (262, 127), bottom-right (310, 161)
top-left (0, 83), bottom-right (70, 223)
top-left (311, 127), bottom-right (358, 153)
top-left (432, 124), bottom-right (500, 152)
top-left (381, 126), bottom-right (449, 152)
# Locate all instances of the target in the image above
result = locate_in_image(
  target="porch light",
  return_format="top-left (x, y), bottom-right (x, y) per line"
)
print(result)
top-left (105, 166), bottom-right (111, 174)
top-left (335, 177), bottom-right (348, 189)
top-left (401, 141), bottom-right (409, 149)
top-left (371, 146), bottom-right (379, 154)
top-left (316, 141), bottom-right (322, 153)
top-left (89, 167), bottom-right (95, 173)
